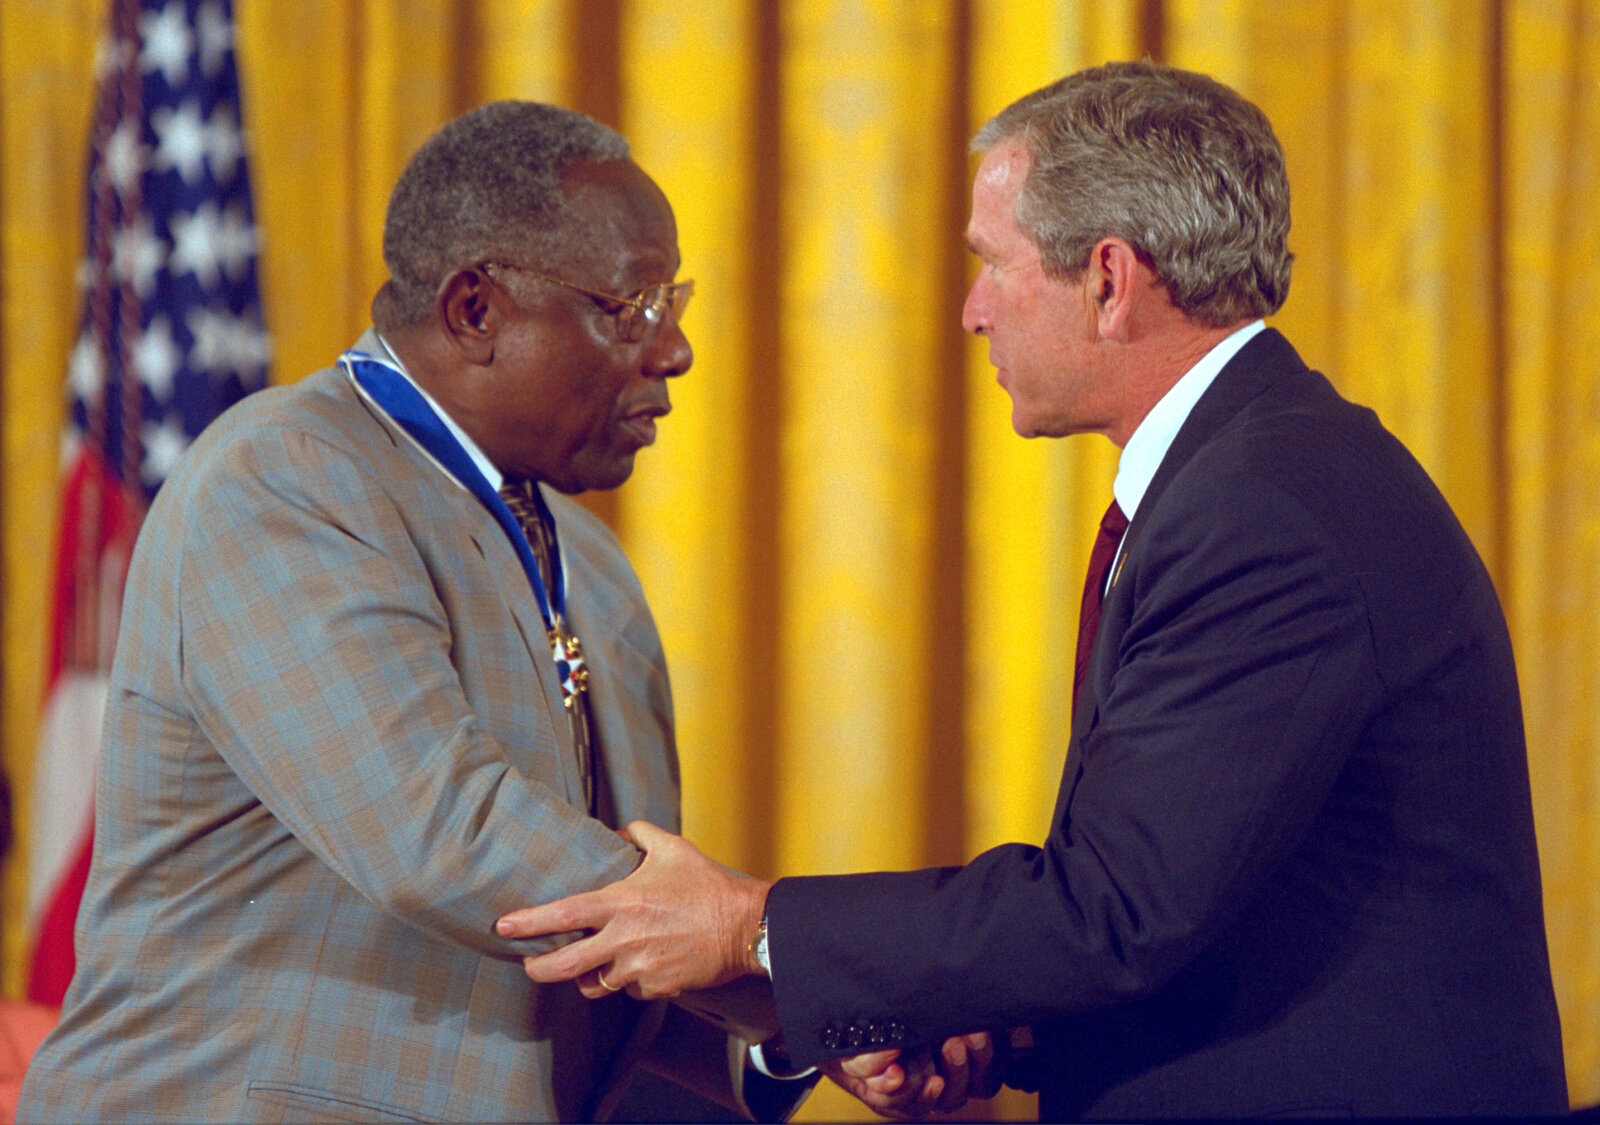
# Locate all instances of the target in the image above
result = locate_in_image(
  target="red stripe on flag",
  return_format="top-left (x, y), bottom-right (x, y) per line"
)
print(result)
top-left (29, 0), bottom-right (269, 1006)
top-left (26, 830), bottom-right (93, 1005)
top-left (28, 448), bottom-right (139, 1005)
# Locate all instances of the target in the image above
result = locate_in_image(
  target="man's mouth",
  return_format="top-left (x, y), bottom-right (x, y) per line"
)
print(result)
top-left (621, 404), bottom-right (669, 446)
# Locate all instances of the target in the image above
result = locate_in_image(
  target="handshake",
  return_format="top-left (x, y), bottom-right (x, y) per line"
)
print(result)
top-left (494, 820), bottom-right (1010, 1119)
top-left (819, 1032), bottom-right (1002, 1119)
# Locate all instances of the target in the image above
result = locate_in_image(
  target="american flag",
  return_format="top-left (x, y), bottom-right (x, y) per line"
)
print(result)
top-left (27, 0), bottom-right (269, 1004)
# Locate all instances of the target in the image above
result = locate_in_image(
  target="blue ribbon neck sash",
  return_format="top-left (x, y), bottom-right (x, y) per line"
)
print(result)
top-left (340, 349), bottom-right (566, 629)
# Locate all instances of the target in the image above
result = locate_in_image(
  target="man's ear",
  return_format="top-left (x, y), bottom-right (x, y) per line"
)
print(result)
top-left (1084, 237), bottom-right (1144, 340)
top-left (438, 266), bottom-right (499, 366)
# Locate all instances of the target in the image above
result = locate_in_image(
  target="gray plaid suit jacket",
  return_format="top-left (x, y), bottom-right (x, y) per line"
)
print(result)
top-left (20, 332), bottom-right (691, 1123)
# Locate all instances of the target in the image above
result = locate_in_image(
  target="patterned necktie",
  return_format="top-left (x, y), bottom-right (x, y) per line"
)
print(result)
top-left (1073, 499), bottom-right (1129, 712)
top-left (498, 480), bottom-right (597, 815)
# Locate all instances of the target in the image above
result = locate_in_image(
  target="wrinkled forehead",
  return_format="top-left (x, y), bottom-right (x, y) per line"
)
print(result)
top-left (556, 159), bottom-right (680, 271)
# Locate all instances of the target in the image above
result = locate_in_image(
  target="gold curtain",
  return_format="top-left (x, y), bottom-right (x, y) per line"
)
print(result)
top-left (0, 0), bottom-right (102, 1003)
top-left (2, 1), bottom-right (1597, 1114)
top-left (1504, 0), bottom-right (1600, 1096)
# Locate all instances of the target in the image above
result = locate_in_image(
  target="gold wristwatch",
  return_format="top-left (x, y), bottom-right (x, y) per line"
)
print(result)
top-left (751, 912), bottom-right (771, 977)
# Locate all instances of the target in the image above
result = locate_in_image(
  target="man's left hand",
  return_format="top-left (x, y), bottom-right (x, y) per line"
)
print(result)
top-left (825, 1032), bottom-right (1000, 1120)
top-left (496, 820), bottom-right (771, 999)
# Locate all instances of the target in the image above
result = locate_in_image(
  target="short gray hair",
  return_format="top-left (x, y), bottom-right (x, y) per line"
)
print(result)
top-left (973, 61), bottom-right (1292, 326)
top-left (376, 101), bottom-right (630, 328)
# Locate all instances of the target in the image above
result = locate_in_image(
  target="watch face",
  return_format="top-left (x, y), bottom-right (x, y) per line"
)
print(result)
top-left (754, 922), bottom-right (772, 975)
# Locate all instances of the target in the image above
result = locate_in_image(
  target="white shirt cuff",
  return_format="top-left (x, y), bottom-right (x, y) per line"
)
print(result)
top-left (748, 1040), bottom-right (818, 1081)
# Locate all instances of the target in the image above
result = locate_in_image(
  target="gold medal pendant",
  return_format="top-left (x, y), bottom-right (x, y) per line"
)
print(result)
top-left (548, 620), bottom-right (597, 814)
top-left (548, 621), bottom-right (589, 706)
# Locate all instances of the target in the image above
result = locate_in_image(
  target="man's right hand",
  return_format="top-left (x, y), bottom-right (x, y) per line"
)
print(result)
top-left (824, 1031), bottom-right (998, 1119)
top-left (496, 820), bottom-right (770, 999)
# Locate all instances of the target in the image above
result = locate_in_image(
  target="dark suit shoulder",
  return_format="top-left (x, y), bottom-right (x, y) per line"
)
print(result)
top-left (1167, 364), bottom-right (1482, 588)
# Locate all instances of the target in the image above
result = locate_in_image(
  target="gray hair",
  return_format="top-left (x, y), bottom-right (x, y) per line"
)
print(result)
top-left (973, 61), bottom-right (1292, 326)
top-left (376, 101), bottom-right (630, 328)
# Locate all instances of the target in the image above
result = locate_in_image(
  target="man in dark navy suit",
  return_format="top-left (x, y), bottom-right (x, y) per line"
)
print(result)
top-left (497, 62), bottom-right (1569, 1119)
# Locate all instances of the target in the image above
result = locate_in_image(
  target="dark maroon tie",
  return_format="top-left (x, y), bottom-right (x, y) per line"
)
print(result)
top-left (1073, 499), bottom-right (1129, 711)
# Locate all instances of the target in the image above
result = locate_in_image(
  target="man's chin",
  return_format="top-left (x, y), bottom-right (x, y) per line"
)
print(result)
top-left (1011, 409), bottom-right (1045, 439)
top-left (1009, 402), bottom-right (1084, 440)
top-left (563, 453), bottom-right (638, 495)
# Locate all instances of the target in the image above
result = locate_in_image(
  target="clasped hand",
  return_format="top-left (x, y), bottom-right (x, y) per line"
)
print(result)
top-left (495, 822), bottom-right (1001, 1118)
top-left (496, 819), bottom-right (768, 999)
top-left (824, 1032), bottom-right (1000, 1119)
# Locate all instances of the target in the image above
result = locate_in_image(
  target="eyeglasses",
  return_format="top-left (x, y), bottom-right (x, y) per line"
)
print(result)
top-left (481, 261), bottom-right (694, 344)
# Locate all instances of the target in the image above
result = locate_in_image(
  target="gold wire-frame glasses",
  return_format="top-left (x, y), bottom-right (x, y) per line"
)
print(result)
top-left (481, 261), bottom-right (694, 343)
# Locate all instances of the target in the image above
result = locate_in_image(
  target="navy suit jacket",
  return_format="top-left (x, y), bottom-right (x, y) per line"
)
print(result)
top-left (766, 330), bottom-right (1566, 1118)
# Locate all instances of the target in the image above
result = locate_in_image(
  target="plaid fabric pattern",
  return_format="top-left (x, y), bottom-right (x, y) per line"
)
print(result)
top-left (19, 332), bottom-right (685, 1123)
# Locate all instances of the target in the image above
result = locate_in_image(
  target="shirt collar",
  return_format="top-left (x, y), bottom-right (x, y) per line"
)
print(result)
top-left (1113, 319), bottom-right (1265, 521)
top-left (373, 332), bottom-right (504, 492)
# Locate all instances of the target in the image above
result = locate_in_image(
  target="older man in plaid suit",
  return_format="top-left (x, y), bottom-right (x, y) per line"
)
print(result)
top-left (19, 102), bottom-right (808, 1123)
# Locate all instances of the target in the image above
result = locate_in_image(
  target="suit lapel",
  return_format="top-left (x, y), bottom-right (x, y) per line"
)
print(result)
top-left (501, 544), bottom-right (591, 808)
top-left (1114, 328), bottom-right (1307, 573)
top-left (455, 489), bottom-right (591, 811)
top-left (1054, 329), bottom-right (1310, 826)
top-left (341, 341), bottom-right (591, 810)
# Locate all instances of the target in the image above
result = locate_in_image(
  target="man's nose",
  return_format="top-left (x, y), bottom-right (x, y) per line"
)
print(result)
top-left (644, 316), bottom-right (692, 377)
top-left (962, 272), bottom-right (991, 335)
